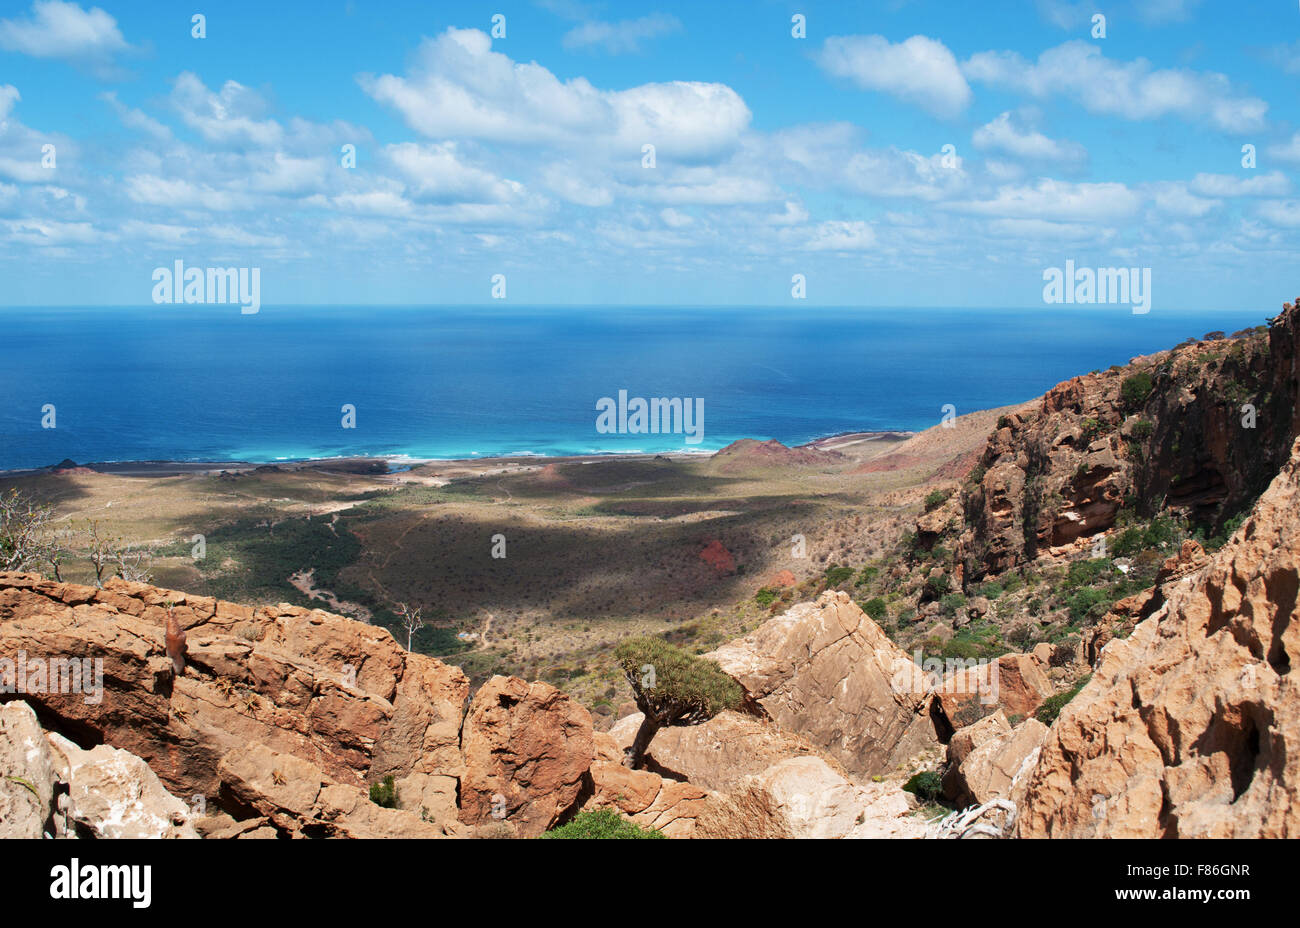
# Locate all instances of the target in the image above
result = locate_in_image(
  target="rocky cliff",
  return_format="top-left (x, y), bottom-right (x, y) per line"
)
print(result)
top-left (957, 307), bottom-right (1298, 581)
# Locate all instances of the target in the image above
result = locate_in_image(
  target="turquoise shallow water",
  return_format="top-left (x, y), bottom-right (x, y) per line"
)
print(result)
top-left (0, 304), bottom-right (1269, 470)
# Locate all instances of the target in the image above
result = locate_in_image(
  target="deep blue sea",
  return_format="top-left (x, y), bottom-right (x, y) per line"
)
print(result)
top-left (0, 305), bottom-right (1270, 471)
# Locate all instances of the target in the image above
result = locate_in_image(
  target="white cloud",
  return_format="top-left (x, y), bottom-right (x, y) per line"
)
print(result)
top-left (972, 111), bottom-right (1086, 164)
top-left (817, 34), bottom-right (972, 119)
top-left (1254, 200), bottom-right (1300, 228)
top-left (946, 179), bottom-right (1141, 222)
top-left (100, 91), bottom-right (172, 141)
top-left (0, 1), bottom-right (129, 74)
top-left (562, 14), bottom-right (681, 54)
top-left (1189, 171), bottom-right (1290, 198)
top-left (1145, 182), bottom-right (1220, 217)
top-left (360, 28), bottom-right (750, 160)
top-left (963, 41), bottom-right (1266, 133)
top-left (385, 142), bottom-right (523, 204)
top-left (659, 207), bottom-right (692, 228)
top-left (169, 73), bottom-right (283, 149)
top-left (124, 174), bottom-right (253, 211)
top-left (1266, 132), bottom-right (1300, 164)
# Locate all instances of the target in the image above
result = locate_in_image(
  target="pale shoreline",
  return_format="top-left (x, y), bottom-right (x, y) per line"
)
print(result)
top-left (0, 430), bottom-right (916, 479)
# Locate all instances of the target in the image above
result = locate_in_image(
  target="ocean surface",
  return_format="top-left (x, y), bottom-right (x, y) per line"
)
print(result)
top-left (0, 304), bottom-right (1270, 471)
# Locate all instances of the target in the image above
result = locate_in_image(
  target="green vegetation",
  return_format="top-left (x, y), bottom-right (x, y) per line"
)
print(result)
top-left (1110, 514), bottom-right (1178, 558)
top-left (1065, 587), bottom-right (1111, 626)
top-left (860, 597), bottom-right (887, 621)
top-left (615, 637), bottom-right (743, 769)
top-left (754, 587), bottom-right (778, 607)
top-left (369, 775), bottom-right (397, 808)
top-left (1036, 676), bottom-right (1092, 725)
top-left (1120, 371), bottom-right (1154, 409)
top-left (923, 489), bottom-right (951, 512)
top-left (903, 771), bottom-right (943, 803)
top-left (541, 810), bottom-right (664, 839)
top-left (823, 564), bottom-right (855, 586)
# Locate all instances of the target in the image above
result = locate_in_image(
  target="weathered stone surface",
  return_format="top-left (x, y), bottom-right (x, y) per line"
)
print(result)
top-left (581, 762), bottom-right (714, 838)
top-left (943, 717), bottom-right (1047, 808)
top-left (0, 701), bottom-right (55, 838)
top-left (935, 652), bottom-right (1054, 729)
top-left (705, 591), bottom-right (940, 778)
top-left (216, 741), bottom-right (447, 838)
top-left (1017, 438), bottom-right (1300, 838)
top-left (608, 709), bottom-right (834, 792)
top-left (458, 675), bottom-right (594, 838)
top-left (695, 756), bottom-right (927, 839)
top-left (0, 573), bottom-right (469, 807)
top-left (46, 734), bottom-right (198, 838)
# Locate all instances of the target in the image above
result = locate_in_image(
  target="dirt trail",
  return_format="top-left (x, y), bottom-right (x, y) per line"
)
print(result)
top-left (288, 568), bottom-right (373, 624)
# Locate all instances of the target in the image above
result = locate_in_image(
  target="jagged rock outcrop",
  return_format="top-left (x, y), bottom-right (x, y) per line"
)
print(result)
top-left (0, 701), bottom-right (58, 838)
top-left (1016, 437), bottom-right (1300, 838)
top-left (457, 675), bottom-right (594, 838)
top-left (216, 741), bottom-right (448, 838)
top-left (705, 591), bottom-right (941, 778)
top-left (957, 312), bottom-right (1297, 581)
top-left (0, 573), bottom-right (469, 806)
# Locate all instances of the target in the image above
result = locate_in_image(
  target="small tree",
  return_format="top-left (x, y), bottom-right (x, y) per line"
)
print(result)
top-left (395, 602), bottom-right (424, 651)
top-left (615, 637), bottom-right (743, 769)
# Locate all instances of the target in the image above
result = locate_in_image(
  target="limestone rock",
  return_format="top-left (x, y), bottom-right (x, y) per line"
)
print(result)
top-left (458, 675), bottom-right (594, 838)
top-left (935, 652), bottom-right (1053, 730)
top-left (0, 701), bottom-right (55, 838)
top-left (1017, 437), bottom-right (1300, 838)
top-left (705, 591), bottom-right (940, 778)
top-left (581, 762), bottom-right (714, 838)
top-left (943, 717), bottom-right (1047, 808)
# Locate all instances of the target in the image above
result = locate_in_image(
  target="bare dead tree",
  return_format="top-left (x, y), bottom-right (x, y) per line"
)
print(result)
top-left (395, 601), bottom-right (424, 651)
top-left (85, 521), bottom-right (116, 588)
top-left (113, 543), bottom-right (155, 583)
top-left (0, 488), bottom-right (56, 572)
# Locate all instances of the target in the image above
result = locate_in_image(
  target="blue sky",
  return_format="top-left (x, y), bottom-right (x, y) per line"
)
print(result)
top-left (2, 0), bottom-right (1299, 309)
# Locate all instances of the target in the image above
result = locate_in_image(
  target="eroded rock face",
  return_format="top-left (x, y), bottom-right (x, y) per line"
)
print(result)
top-left (607, 709), bottom-right (833, 793)
top-left (942, 715), bottom-right (1047, 809)
top-left (1017, 438), bottom-right (1300, 838)
top-left (0, 573), bottom-right (469, 807)
top-left (705, 591), bottom-right (940, 778)
top-left (694, 756), bottom-right (927, 839)
top-left (216, 741), bottom-right (447, 839)
top-left (457, 675), bottom-right (594, 838)
top-left (958, 312), bottom-right (1298, 582)
top-left (934, 652), bottom-right (1054, 730)
top-left (581, 762), bottom-right (714, 838)
top-left (0, 701), bottom-right (56, 838)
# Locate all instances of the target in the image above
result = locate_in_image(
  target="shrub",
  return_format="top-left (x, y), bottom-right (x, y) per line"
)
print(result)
top-left (923, 489), bottom-right (951, 512)
top-left (1129, 418), bottom-right (1154, 440)
top-left (923, 574), bottom-right (951, 599)
top-left (369, 775), bottom-right (397, 808)
top-left (754, 587), bottom-right (777, 607)
top-left (1120, 372), bottom-right (1154, 409)
top-left (860, 597), bottom-right (887, 621)
top-left (541, 810), bottom-right (664, 839)
top-left (903, 771), bottom-right (943, 802)
top-left (823, 565), bottom-right (854, 587)
top-left (1035, 676), bottom-right (1092, 725)
top-left (939, 593), bottom-right (966, 617)
top-left (1065, 587), bottom-right (1111, 625)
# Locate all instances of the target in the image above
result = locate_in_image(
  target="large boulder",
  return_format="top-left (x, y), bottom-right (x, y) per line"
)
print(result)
top-left (934, 652), bottom-right (1054, 729)
top-left (942, 715), bottom-right (1047, 809)
top-left (705, 591), bottom-right (940, 778)
top-left (458, 675), bottom-right (594, 838)
top-left (0, 701), bottom-right (56, 838)
top-left (1017, 437), bottom-right (1300, 838)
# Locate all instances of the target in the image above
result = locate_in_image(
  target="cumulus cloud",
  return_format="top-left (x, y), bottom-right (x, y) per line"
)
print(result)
top-left (1188, 171), bottom-right (1290, 198)
top-left (359, 28), bottom-right (750, 160)
top-left (963, 41), bottom-right (1266, 133)
top-left (972, 111), bottom-right (1086, 165)
top-left (817, 34), bottom-right (972, 119)
top-left (385, 141), bottom-right (524, 204)
top-left (0, 1), bottom-right (129, 72)
top-left (562, 14), bottom-right (681, 54)
top-left (169, 73), bottom-right (283, 149)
